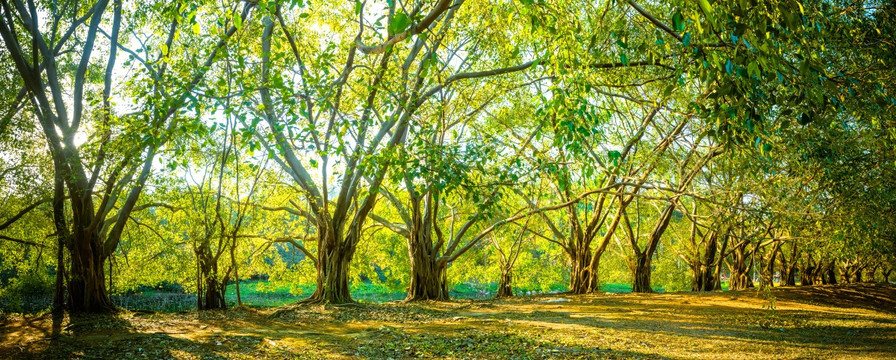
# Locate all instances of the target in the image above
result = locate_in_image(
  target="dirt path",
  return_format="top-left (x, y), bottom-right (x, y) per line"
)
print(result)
top-left (2, 283), bottom-right (895, 359)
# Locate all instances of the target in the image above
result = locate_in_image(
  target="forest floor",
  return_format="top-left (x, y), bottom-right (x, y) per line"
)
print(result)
top-left (1, 283), bottom-right (895, 359)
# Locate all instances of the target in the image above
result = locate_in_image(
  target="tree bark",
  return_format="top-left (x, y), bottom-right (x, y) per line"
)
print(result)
top-left (826, 265), bottom-right (838, 285)
top-left (712, 232), bottom-right (728, 290)
top-left (197, 245), bottom-right (226, 310)
top-left (406, 248), bottom-right (448, 301)
top-left (569, 249), bottom-right (599, 294)
top-left (729, 242), bottom-right (753, 290)
top-left (496, 269), bottom-right (513, 298)
top-left (801, 264), bottom-right (816, 285)
top-left (629, 203), bottom-right (676, 293)
top-left (52, 174), bottom-right (68, 312)
top-left (631, 253), bottom-right (653, 293)
top-left (306, 234), bottom-right (355, 304)
top-left (759, 241), bottom-right (781, 290)
top-left (692, 231), bottom-right (718, 291)
top-left (68, 230), bottom-right (113, 312)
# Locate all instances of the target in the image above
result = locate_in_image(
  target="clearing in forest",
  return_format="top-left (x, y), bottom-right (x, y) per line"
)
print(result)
top-left (2, 283), bottom-right (895, 359)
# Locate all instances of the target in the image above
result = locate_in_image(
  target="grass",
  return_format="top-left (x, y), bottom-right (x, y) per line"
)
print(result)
top-left (2, 283), bottom-right (895, 359)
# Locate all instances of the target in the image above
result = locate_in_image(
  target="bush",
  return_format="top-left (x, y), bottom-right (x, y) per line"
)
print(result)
top-left (0, 271), bottom-right (53, 313)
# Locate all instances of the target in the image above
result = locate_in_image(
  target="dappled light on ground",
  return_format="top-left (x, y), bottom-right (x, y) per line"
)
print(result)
top-left (2, 284), bottom-right (895, 359)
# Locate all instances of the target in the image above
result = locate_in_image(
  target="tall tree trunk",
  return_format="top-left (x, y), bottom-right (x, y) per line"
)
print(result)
top-left (801, 265), bottom-right (816, 285)
top-left (53, 241), bottom-right (66, 311)
top-left (779, 243), bottom-right (798, 286)
top-left (839, 263), bottom-right (851, 284)
top-left (68, 230), bottom-right (112, 312)
top-left (712, 232), bottom-right (728, 290)
top-left (569, 248), bottom-right (599, 294)
top-left (231, 237), bottom-right (242, 306)
top-left (496, 269), bottom-right (513, 298)
top-left (197, 245), bottom-right (226, 310)
top-left (403, 194), bottom-right (449, 301)
top-left (406, 250), bottom-right (448, 301)
top-left (52, 174), bottom-right (67, 312)
top-left (729, 242), bottom-right (753, 290)
top-left (782, 265), bottom-right (797, 286)
top-left (759, 241), bottom-right (781, 290)
top-left (826, 265), bottom-right (838, 285)
top-left (629, 204), bottom-right (675, 293)
top-left (692, 232), bottom-right (718, 291)
top-left (631, 253), bottom-right (653, 293)
top-left (303, 225), bottom-right (356, 304)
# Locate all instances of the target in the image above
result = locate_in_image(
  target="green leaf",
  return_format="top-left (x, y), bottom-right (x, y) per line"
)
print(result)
top-left (672, 11), bottom-right (685, 32)
top-left (620, 53), bottom-right (629, 66)
top-left (698, 0), bottom-right (715, 29)
top-left (389, 12), bottom-right (411, 34)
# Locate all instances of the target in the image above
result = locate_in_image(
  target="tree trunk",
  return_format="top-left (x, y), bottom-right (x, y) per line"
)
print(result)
top-left (712, 233), bottom-right (728, 291)
top-left (52, 174), bottom-right (67, 312)
top-left (569, 249), bottom-right (599, 294)
top-left (692, 232), bottom-right (718, 292)
top-left (197, 246), bottom-right (226, 310)
top-left (307, 237), bottom-right (354, 304)
top-left (631, 253), bottom-right (653, 293)
top-left (68, 231), bottom-right (113, 313)
top-left (406, 252), bottom-right (448, 301)
top-left (53, 239), bottom-right (66, 312)
top-left (826, 265), bottom-right (838, 285)
top-left (801, 265), bottom-right (816, 285)
top-left (865, 266), bottom-right (877, 283)
top-left (729, 242), bottom-right (753, 290)
top-left (403, 194), bottom-right (450, 301)
top-left (496, 269), bottom-right (513, 298)
top-left (231, 237), bottom-right (241, 306)
top-left (759, 242), bottom-right (781, 290)
top-left (840, 264), bottom-right (852, 284)
top-left (200, 277), bottom-right (226, 310)
top-left (782, 265), bottom-right (797, 286)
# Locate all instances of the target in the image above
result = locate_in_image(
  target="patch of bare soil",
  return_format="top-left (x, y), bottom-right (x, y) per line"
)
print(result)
top-left (2, 284), bottom-right (895, 359)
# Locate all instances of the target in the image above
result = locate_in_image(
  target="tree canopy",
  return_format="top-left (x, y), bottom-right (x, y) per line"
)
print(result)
top-left (0, 0), bottom-right (894, 313)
